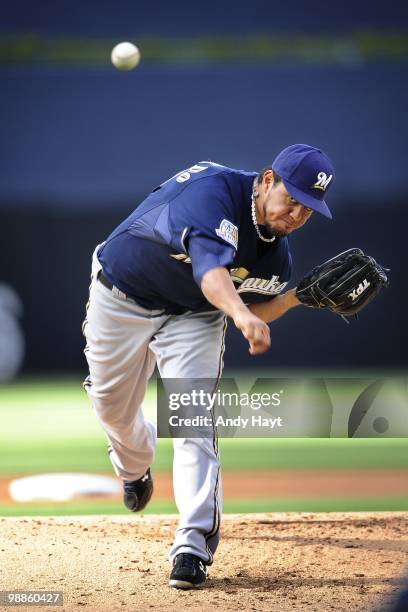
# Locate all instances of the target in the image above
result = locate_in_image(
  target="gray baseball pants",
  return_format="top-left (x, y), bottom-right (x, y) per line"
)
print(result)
top-left (83, 247), bottom-right (226, 565)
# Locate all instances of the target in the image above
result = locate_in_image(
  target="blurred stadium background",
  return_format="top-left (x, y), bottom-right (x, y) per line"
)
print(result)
top-left (0, 0), bottom-right (407, 516)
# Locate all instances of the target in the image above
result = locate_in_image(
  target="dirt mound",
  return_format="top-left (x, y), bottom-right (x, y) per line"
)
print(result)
top-left (1, 513), bottom-right (408, 611)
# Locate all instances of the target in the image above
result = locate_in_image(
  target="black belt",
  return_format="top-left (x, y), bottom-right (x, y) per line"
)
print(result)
top-left (96, 270), bottom-right (167, 316)
top-left (97, 270), bottom-right (122, 294)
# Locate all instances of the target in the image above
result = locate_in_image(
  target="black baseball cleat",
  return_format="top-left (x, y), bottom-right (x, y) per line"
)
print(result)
top-left (123, 468), bottom-right (153, 512)
top-left (169, 553), bottom-right (207, 589)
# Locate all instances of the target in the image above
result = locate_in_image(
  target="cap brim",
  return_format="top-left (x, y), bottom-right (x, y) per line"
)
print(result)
top-left (282, 178), bottom-right (333, 219)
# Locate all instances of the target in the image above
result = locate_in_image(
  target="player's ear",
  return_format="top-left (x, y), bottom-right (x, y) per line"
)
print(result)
top-left (256, 167), bottom-right (274, 193)
top-left (263, 169), bottom-right (275, 189)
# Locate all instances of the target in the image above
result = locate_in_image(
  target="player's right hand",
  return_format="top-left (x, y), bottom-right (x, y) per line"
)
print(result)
top-left (233, 309), bottom-right (271, 355)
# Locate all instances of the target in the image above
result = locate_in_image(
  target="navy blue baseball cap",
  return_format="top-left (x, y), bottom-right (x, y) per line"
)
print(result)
top-left (272, 144), bottom-right (335, 219)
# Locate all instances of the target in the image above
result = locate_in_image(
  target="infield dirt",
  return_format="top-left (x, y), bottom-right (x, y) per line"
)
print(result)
top-left (1, 512), bottom-right (408, 611)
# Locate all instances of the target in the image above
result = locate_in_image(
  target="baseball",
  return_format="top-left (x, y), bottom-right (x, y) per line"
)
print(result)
top-left (111, 42), bottom-right (141, 71)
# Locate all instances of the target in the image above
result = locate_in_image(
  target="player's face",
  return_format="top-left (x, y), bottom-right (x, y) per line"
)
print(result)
top-left (262, 181), bottom-right (313, 237)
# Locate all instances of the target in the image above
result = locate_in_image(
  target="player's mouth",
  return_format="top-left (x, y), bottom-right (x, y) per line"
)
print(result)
top-left (279, 219), bottom-right (295, 233)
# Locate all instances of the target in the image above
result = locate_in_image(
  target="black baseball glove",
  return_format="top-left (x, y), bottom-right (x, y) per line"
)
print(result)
top-left (295, 248), bottom-right (389, 317)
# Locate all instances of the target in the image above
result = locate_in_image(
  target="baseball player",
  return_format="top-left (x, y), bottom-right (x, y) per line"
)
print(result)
top-left (82, 144), bottom-right (335, 588)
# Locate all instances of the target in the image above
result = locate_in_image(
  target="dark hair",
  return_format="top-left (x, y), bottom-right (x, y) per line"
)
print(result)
top-left (256, 168), bottom-right (282, 186)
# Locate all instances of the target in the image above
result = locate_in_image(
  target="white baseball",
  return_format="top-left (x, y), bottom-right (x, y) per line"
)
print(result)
top-left (111, 42), bottom-right (141, 71)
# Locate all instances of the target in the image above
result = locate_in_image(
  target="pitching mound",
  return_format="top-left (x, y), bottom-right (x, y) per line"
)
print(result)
top-left (2, 513), bottom-right (408, 611)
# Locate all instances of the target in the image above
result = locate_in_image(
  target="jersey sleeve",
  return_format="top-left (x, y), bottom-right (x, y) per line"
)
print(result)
top-left (234, 238), bottom-right (293, 305)
top-left (179, 176), bottom-right (240, 286)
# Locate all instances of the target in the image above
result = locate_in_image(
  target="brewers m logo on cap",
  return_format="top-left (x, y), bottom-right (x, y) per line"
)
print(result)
top-left (312, 172), bottom-right (333, 191)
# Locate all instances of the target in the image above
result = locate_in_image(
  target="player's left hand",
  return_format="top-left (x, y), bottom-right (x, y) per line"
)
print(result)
top-left (295, 248), bottom-right (389, 317)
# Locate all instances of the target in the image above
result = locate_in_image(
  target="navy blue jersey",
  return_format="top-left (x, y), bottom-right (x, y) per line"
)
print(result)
top-left (97, 162), bottom-right (292, 314)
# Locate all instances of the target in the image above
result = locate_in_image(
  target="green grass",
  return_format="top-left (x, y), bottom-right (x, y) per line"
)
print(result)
top-left (1, 378), bottom-right (408, 474)
top-left (220, 438), bottom-right (408, 470)
top-left (0, 499), bottom-right (177, 516)
top-left (1, 496), bottom-right (408, 517)
top-left (1, 378), bottom-right (407, 517)
top-left (2, 438), bottom-right (408, 474)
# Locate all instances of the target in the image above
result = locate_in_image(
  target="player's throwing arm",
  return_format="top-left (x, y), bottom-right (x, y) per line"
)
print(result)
top-left (201, 266), bottom-right (270, 354)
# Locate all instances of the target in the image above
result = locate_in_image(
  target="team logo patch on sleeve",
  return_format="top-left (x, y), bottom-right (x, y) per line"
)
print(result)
top-left (215, 219), bottom-right (238, 249)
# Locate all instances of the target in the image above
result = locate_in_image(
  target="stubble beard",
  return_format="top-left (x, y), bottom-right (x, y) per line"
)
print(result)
top-left (264, 222), bottom-right (289, 238)
top-left (262, 203), bottom-right (289, 238)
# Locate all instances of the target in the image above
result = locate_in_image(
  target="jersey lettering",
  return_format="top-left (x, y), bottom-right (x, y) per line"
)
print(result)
top-left (176, 164), bottom-right (208, 183)
top-left (237, 275), bottom-right (287, 295)
top-left (170, 253), bottom-right (192, 264)
top-left (230, 267), bottom-right (250, 283)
